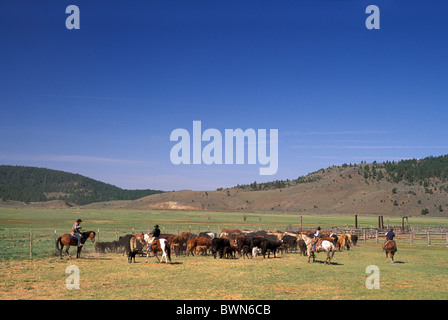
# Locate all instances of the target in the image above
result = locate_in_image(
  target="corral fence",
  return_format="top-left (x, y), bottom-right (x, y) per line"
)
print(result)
top-left (1, 224), bottom-right (447, 261)
top-left (286, 225), bottom-right (448, 247)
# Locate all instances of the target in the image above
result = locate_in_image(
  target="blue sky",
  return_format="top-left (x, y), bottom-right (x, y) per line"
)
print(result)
top-left (1, 0), bottom-right (447, 191)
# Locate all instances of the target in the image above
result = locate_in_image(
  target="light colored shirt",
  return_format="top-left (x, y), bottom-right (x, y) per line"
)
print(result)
top-left (72, 222), bottom-right (81, 233)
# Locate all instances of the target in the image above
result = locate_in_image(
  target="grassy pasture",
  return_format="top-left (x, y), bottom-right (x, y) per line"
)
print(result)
top-left (0, 208), bottom-right (447, 300)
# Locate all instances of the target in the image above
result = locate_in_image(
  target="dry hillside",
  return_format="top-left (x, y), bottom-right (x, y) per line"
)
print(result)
top-left (84, 163), bottom-right (448, 217)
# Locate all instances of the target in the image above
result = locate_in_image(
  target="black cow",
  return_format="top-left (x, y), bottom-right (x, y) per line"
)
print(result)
top-left (119, 234), bottom-right (134, 256)
top-left (250, 236), bottom-right (265, 251)
top-left (211, 238), bottom-right (231, 259)
top-left (224, 245), bottom-right (236, 258)
top-left (260, 238), bottom-right (283, 258)
top-left (281, 235), bottom-right (297, 253)
top-left (241, 245), bottom-right (252, 259)
top-left (236, 236), bottom-right (253, 257)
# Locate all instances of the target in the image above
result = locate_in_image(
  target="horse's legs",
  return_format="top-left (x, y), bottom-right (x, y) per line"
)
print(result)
top-left (65, 245), bottom-right (71, 259)
top-left (161, 246), bottom-right (168, 263)
top-left (59, 244), bottom-right (64, 259)
top-left (153, 251), bottom-right (160, 262)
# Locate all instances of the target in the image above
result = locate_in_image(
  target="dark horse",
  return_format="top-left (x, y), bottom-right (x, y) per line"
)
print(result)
top-left (56, 231), bottom-right (96, 259)
top-left (384, 240), bottom-right (397, 263)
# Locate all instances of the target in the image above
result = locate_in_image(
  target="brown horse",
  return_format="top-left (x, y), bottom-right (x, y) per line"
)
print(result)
top-left (56, 231), bottom-right (96, 259)
top-left (384, 240), bottom-right (397, 263)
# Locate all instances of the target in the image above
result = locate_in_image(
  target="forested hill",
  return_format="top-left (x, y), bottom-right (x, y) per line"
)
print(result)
top-left (232, 154), bottom-right (448, 191)
top-left (0, 165), bottom-right (164, 205)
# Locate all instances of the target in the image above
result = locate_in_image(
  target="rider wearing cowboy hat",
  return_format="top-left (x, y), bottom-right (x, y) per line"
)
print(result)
top-left (312, 226), bottom-right (322, 251)
top-left (382, 227), bottom-right (395, 251)
top-left (72, 219), bottom-right (83, 247)
top-left (147, 224), bottom-right (161, 251)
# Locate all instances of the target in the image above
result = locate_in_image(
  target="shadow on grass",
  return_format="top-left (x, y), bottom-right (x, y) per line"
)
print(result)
top-left (312, 260), bottom-right (344, 266)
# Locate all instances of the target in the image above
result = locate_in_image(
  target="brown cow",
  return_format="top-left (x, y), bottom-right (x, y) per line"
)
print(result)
top-left (336, 234), bottom-right (350, 251)
top-left (170, 235), bottom-right (188, 256)
top-left (219, 229), bottom-right (243, 239)
top-left (187, 237), bottom-right (212, 256)
top-left (195, 245), bottom-right (208, 256)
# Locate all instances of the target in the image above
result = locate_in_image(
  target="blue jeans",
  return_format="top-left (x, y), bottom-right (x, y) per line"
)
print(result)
top-left (148, 237), bottom-right (158, 251)
top-left (74, 232), bottom-right (82, 246)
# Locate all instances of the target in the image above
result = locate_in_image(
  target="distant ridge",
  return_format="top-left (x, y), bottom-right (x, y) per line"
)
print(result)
top-left (84, 154), bottom-right (448, 217)
top-left (2, 155), bottom-right (448, 217)
top-left (0, 165), bottom-right (164, 205)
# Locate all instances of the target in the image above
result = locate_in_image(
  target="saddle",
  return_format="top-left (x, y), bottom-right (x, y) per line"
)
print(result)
top-left (69, 232), bottom-right (81, 240)
top-left (313, 239), bottom-right (323, 251)
top-left (148, 238), bottom-right (158, 250)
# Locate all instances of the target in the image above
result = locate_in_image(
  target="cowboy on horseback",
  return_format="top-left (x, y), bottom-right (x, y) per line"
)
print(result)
top-left (382, 227), bottom-right (395, 251)
top-left (147, 224), bottom-right (161, 251)
top-left (72, 219), bottom-right (83, 247)
top-left (312, 226), bottom-right (322, 251)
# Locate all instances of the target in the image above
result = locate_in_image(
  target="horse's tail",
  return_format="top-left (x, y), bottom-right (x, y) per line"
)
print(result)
top-left (166, 241), bottom-right (172, 262)
top-left (56, 237), bottom-right (62, 252)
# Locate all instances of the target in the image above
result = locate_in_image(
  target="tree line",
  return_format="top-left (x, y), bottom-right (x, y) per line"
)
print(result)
top-left (0, 165), bottom-right (164, 205)
top-left (229, 154), bottom-right (448, 191)
top-left (382, 155), bottom-right (448, 183)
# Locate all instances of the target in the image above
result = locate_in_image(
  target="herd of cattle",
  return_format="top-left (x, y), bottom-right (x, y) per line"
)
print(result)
top-left (94, 228), bottom-right (359, 263)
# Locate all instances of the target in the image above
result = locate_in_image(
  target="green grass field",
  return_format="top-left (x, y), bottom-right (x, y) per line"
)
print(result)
top-left (0, 208), bottom-right (447, 300)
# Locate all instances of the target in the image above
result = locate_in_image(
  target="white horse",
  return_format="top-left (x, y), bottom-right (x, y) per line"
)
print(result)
top-left (143, 234), bottom-right (171, 263)
top-left (300, 233), bottom-right (335, 265)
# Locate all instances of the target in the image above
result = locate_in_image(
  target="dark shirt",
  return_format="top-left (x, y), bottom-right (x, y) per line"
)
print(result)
top-left (150, 228), bottom-right (161, 238)
top-left (386, 231), bottom-right (395, 240)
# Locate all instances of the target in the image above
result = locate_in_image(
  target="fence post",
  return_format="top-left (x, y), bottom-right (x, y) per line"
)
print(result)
top-left (97, 229), bottom-right (100, 242)
top-left (29, 230), bottom-right (33, 260)
top-left (363, 230), bottom-right (366, 244)
top-left (410, 230), bottom-right (413, 245)
top-left (54, 230), bottom-right (58, 256)
top-left (427, 231), bottom-right (431, 246)
top-left (375, 230), bottom-right (378, 244)
top-left (446, 233), bottom-right (448, 247)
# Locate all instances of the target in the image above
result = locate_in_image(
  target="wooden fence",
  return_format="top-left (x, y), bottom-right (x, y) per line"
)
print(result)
top-left (3, 224), bottom-right (447, 261)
